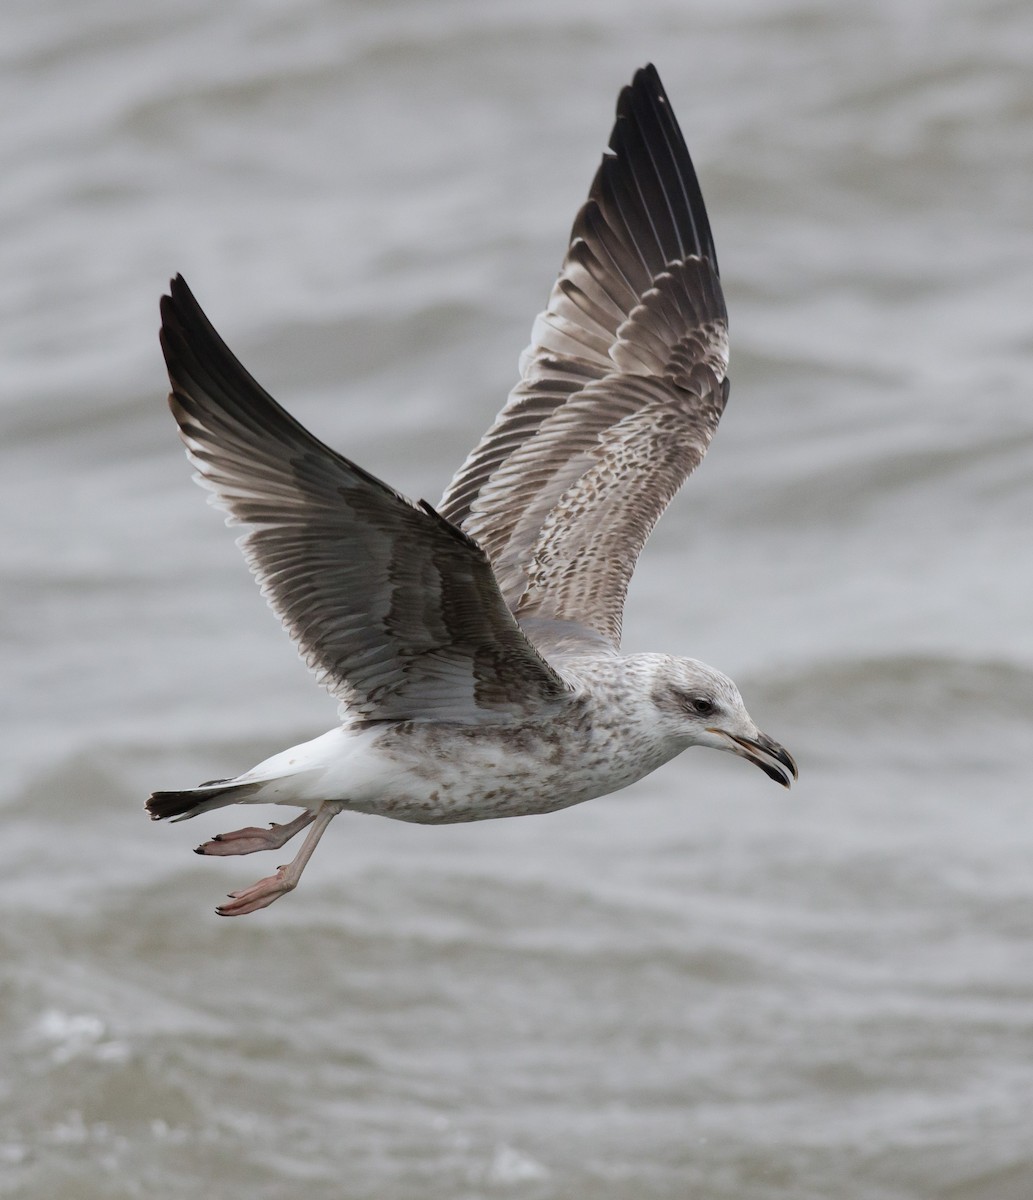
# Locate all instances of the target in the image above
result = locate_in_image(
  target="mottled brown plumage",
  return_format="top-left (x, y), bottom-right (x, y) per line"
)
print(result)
top-left (148, 65), bottom-right (796, 917)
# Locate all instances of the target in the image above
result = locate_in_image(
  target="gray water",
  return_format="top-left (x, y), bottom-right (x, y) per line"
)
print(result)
top-left (3, 1), bottom-right (1033, 1196)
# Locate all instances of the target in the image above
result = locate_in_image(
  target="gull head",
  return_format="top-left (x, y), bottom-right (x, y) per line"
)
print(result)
top-left (651, 658), bottom-right (798, 788)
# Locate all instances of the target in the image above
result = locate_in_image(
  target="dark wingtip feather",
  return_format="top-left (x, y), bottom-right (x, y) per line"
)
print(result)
top-left (613, 63), bottom-right (719, 274)
top-left (159, 273), bottom-right (202, 355)
top-left (159, 272), bottom-right (246, 400)
top-left (157, 271), bottom-right (337, 464)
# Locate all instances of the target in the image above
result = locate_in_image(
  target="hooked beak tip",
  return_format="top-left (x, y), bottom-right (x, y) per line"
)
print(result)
top-left (709, 728), bottom-right (798, 788)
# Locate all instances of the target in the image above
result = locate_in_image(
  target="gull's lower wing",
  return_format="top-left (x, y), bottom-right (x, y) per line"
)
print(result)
top-left (438, 64), bottom-right (729, 650)
top-left (160, 275), bottom-right (572, 723)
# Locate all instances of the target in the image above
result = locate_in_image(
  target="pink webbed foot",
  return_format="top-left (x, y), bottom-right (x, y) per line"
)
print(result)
top-left (212, 803), bottom-right (340, 917)
top-left (217, 866), bottom-right (297, 916)
top-left (195, 810), bottom-right (315, 857)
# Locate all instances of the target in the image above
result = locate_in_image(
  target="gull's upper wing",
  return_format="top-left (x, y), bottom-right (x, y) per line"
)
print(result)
top-left (160, 275), bottom-right (572, 724)
top-left (438, 64), bottom-right (729, 650)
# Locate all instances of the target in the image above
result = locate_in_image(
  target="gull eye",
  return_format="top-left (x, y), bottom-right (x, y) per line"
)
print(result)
top-left (690, 696), bottom-right (715, 717)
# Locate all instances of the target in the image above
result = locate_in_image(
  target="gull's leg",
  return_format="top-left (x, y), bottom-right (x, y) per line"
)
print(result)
top-left (195, 810), bottom-right (316, 857)
top-left (216, 803), bottom-right (341, 917)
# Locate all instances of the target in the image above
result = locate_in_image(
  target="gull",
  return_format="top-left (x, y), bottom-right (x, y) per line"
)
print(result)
top-left (148, 64), bottom-right (797, 916)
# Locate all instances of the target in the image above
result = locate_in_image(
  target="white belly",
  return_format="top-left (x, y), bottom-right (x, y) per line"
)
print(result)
top-left (231, 708), bottom-right (678, 826)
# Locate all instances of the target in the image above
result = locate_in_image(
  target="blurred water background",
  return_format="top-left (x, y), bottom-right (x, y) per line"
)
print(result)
top-left (2, 0), bottom-right (1033, 1197)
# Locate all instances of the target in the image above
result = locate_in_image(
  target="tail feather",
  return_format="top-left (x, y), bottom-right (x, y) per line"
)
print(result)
top-left (146, 781), bottom-right (262, 822)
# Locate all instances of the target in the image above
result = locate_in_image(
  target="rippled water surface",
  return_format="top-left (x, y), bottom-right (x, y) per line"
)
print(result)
top-left (3, 1), bottom-right (1033, 1197)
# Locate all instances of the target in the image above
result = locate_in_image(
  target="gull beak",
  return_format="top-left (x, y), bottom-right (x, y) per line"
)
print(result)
top-left (708, 728), bottom-right (798, 788)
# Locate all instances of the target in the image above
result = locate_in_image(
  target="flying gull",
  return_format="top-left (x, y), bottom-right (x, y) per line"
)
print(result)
top-left (148, 64), bottom-right (797, 916)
